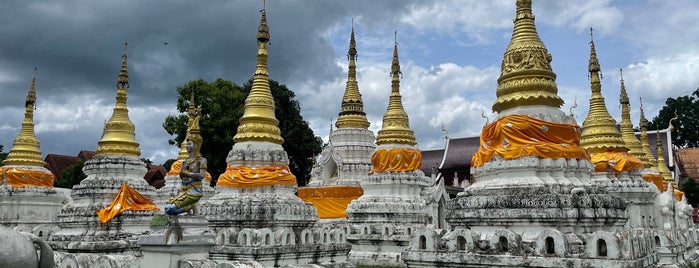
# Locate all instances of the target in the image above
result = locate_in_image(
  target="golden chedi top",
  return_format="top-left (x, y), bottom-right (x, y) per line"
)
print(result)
top-left (492, 0), bottom-right (564, 113)
top-left (3, 68), bottom-right (46, 167)
top-left (336, 23), bottom-right (370, 129)
top-left (177, 93), bottom-right (197, 160)
top-left (618, 68), bottom-right (648, 164)
top-left (233, 8), bottom-right (284, 144)
top-left (580, 29), bottom-right (628, 154)
top-left (639, 99), bottom-right (658, 171)
top-left (655, 129), bottom-right (674, 185)
top-left (96, 43), bottom-right (141, 157)
top-left (375, 32), bottom-right (417, 146)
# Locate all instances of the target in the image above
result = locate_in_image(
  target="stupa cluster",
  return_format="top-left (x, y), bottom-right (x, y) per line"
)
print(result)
top-left (1, 0), bottom-right (697, 267)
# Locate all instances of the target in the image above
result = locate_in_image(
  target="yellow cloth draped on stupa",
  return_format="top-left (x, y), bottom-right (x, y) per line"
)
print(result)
top-left (97, 183), bottom-right (160, 224)
top-left (369, 148), bottom-right (422, 174)
top-left (591, 152), bottom-right (644, 173)
top-left (298, 186), bottom-right (364, 218)
top-left (0, 167), bottom-right (54, 188)
top-left (472, 114), bottom-right (590, 167)
top-left (217, 165), bottom-right (296, 188)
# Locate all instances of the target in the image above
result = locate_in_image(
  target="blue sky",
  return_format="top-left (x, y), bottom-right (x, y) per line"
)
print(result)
top-left (1, 0), bottom-right (698, 164)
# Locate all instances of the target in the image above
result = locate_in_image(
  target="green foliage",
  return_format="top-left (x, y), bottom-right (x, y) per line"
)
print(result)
top-left (163, 78), bottom-right (322, 186)
top-left (0, 144), bottom-right (6, 165)
top-left (56, 160), bottom-right (86, 189)
top-left (683, 178), bottom-right (699, 207)
top-left (650, 88), bottom-right (699, 148)
top-left (162, 158), bottom-right (176, 171)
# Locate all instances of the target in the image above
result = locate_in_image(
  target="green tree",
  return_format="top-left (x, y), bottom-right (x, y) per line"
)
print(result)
top-left (683, 178), bottom-right (699, 207)
top-left (162, 158), bottom-right (176, 172)
top-left (0, 145), bottom-right (6, 165)
top-left (56, 160), bottom-right (86, 189)
top-left (650, 88), bottom-right (699, 148)
top-left (163, 78), bottom-right (322, 186)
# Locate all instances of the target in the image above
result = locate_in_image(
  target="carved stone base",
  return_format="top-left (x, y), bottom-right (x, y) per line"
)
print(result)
top-left (138, 215), bottom-right (215, 268)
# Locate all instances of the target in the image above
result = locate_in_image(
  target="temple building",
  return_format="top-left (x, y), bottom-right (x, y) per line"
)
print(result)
top-left (49, 44), bottom-right (160, 267)
top-left (300, 24), bottom-right (376, 219)
top-left (345, 33), bottom-right (448, 267)
top-left (0, 69), bottom-right (69, 237)
top-left (195, 8), bottom-right (349, 267)
top-left (402, 0), bottom-right (698, 266)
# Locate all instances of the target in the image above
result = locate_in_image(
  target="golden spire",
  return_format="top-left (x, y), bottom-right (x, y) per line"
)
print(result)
top-left (639, 98), bottom-right (658, 170)
top-left (177, 93), bottom-right (196, 160)
top-left (580, 28), bottom-right (627, 154)
top-left (233, 7), bottom-right (284, 144)
top-left (95, 42), bottom-right (141, 157)
top-left (655, 128), bottom-right (674, 185)
top-left (492, 0), bottom-right (564, 113)
top-left (618, 68), bottom-right (647, 163)
top-left (376, 32), bottom-right (417, 146)
top-left (336, 20), bottom-right (370, 129)
top-left (3, 68), bottom-right (46, 167)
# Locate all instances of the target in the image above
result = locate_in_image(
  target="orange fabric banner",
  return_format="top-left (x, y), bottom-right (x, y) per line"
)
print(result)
top-left (643, 173), bottom-right (666, 192)
top-left (166, 160), bottom-right (212, 181)
top-left (0, 167), bottom-right (54, 188)
top-left (216, 165), bottom-right (297, 188)
top-left (591, 151), bottom-right (644, 173)
top-left (369, 148), bottom-right (422, 174)
top-left (298, 186), bottom-right (364, 219)
top-left (96, 183), bottom-right (160, 224)
top-left (472, 114), bottom-right (590, 167)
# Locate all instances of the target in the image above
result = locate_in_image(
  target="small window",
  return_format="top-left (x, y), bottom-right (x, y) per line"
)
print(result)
top-left (545, 237), bottom-right (555, 254)
top-left (655, 236), bottom-right (661, 247)
top-left (597, 239), bottom-right (607, 257)
top-left (457, 236), bottom-right (466, 251)
top-left (419, 235), bottom-right (427, 250)
top-left (499, 236), bottom-right (509, 252)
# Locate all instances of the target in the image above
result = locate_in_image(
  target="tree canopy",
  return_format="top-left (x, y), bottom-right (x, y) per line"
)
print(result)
top-left (56, 160), bottom-right (86, 189)
top-left (163, 78), bottom-right (322, 186)
top-left (650, 88), bottom-right (699, 148)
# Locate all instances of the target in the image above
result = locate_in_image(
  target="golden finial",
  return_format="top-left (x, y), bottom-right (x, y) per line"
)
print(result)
top-left (189, 105), bottom-right (204, 158)
top-left (580, 28), bottom-right (627, 155)
top-left (656, 127), bottom-right (674, 185)
top-left (233, 4), bottom-right (284, 144)
top-left (95, 42), bottom-right (141, 157)
top-left (3, 68), bottom-right (45, 167)
top-left (669, 110), bottom-right (679, 130)
top-left (569, 97), bottom-right (577, 117)
top-left (492, 0), bottom-right (564, 113)
top-left (480, 109), bottom-right (490, 126)
top-left (639, 97), bottom-right (658, 170)
top-left (376, 32), bottom-right (417, 146)
top-left (335, 20), bottom-right (370, 129)
top-left (618, 68), bottom-right (647, 164)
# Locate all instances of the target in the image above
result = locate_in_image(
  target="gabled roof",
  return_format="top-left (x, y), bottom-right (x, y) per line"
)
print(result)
top-left (420, 148), bottom-right (444, 176)
top-left (676, 148), bottom-right (699, 179)
top-left (44, 154), bottom-right (81, 180)
top-left (440, 136), bottom-right (480, 171)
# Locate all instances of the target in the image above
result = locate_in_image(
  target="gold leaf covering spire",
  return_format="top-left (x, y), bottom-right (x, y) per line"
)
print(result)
top-left (492, 0), bottom-right (564, 113)
top-left (618, 68), bottom-right (647, 163)
top-left (177, 93), bottom-right (197, 160)
top-left (580, 28), bottom-right (627, 154)
top-left (95, 43), bottom-right (141, 157)
top-left (655, 128), bottom-right (674, 185)
top-left (376, 32), bottom-right (417, 146)
top-left (336, 21), bottom-right (370, 129)
top-left (639, 98), bottom-right (658, 170)
top-left (4, 68), bottom-right (45, 167)
top-left (190, 105), bottom-right (204, 158)
top-left (233, 8), bottom-right (284, 144)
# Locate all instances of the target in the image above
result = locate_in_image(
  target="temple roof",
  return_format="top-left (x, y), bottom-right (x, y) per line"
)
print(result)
top-left (676, 148), bottom-right (699, 179)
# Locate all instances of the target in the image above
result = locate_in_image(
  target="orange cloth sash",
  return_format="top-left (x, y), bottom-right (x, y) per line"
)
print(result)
top-left (96, 183), bottom-right (160, 224)
top-left (591, 151), bottom-right (644, 173)
top-left (166, 160), bottom-right (212, 181)
top-left (472, 114), bottom-right (590, 167)
top-left (369, 148), bottom-right (422, 174)
top-left (0, 167), bottom-right (54, 188)
top-left (298, 186), bottom-right (363, 219)
top-left (216, 165), bottom-right (297, 188)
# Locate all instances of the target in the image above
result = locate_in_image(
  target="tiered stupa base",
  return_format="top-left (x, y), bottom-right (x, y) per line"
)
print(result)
top-left (0, 165), bottom-right (69, 238)
top-left (199, 142), bottom-right (350, 267)
top-left (346, 169), bottom-right (433, 268)
top-left (50, 155), bottom-right (157, 254)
